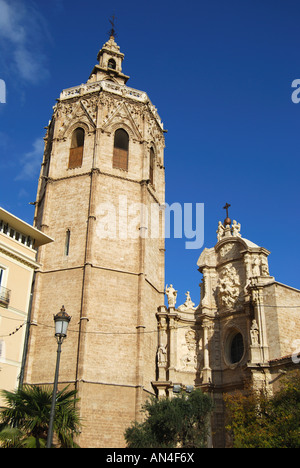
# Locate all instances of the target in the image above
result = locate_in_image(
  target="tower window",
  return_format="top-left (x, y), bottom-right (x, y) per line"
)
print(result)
top-left (68, 128), bottom-right (85, 169)
top-left (113, 129), bottom-right (129, 171)
top-left (149, 147), bottom-right (155, 186)
top-left (108, 58), bottom-right (116, 70)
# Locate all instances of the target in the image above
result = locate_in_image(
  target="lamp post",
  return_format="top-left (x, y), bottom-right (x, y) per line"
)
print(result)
top-left (46, 306), bottom-right (71, 448)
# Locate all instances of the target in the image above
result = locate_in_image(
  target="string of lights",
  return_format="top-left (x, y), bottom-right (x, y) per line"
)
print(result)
top-left (34, 320), bottom-right (193, 336)
top-left (0, 322), bottom-right (25, 338)
top-left (1, 302), bottom-right (299, 339)
top-left (23, 300), bottom-right (300, 337)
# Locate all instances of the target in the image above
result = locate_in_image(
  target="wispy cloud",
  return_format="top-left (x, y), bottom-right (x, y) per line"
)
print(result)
top-left (15, 137), bottom-right (44, 181)
top-left (0, 0), bottom-right (51, 84)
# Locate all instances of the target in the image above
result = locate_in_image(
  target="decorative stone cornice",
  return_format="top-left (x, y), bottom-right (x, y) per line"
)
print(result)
top-left (0, 242), bottom-right (40, 270)
top-left (59, 80), bottom-right (164, 131)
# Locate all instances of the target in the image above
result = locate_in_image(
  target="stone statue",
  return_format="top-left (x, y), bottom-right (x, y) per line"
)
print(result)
top-left (178, 291), bottom-right (195, 311)
top-left (231, 220), bottom-right (241, 237)
top-left (252, 257), bottom-right (260, 277)
top-left (217, 221), bottom-right (225, 241)
top-left (250, 319), bottom-right (259, 346)
top-left (157, 344), bottom-right (167, 365)
top-left (165, 284), bottom-right (177, 307)
top-left (185, 291), bottom-right (195, 308)
top-left (261, 258), bottom-right (269, 277)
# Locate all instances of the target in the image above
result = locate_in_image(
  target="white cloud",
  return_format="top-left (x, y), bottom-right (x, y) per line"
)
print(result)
top-left (0, 0), bottom-right (50, 84)
top-left (15, 137), bottom-right (44, 181)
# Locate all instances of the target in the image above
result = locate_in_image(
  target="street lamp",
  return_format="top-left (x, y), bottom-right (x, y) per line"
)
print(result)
top-left (46, 306), bottom-right (71, 448)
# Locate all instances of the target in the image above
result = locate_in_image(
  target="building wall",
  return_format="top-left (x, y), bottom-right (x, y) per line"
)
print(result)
top-left (0, 244), bottom-right (34, 403)
top-left (0, 211), bottom-right (52, 406)
top-left (264, 282), bottom-right (300, 359)
top-left (155, 223), bottom-right (300, 447)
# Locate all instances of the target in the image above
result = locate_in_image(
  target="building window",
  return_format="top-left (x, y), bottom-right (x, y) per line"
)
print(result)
top-left (69, 128), bottom-right (85, 169)
top-left (0, 267), bottom-right (10, 308)
top-left (108, 58), bottom-right (116, 70)
top-left (113, 129), bottom-right (129, 171)
top-left (230, 333), bottom-right (244, 364)
top-left (149, 147), bottom-right (155, 186)
top-left (0, 220), bottom-right (35, 250)
top-left (0, 268), bottom-right (4, 287)
top-left (225, 329), bottom-right (244, 366)
top-left (65, 229), bottom-right (71, 256)
top-left (0, 340), bottom-right (5, 360)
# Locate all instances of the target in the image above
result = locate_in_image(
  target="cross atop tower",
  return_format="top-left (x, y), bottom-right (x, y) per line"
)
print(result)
top-left (223, 202), bottom-right (231, 226)
top-left (109, 15), bottom-right (116, 38)
top-left (90, 22), bottom-right (130, 85)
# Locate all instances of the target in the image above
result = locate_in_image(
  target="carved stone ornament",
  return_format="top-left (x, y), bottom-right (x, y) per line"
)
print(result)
top-left (185, 330), bottom-right (198, 351)
top-left (217, 242), bottom-right (241, 263)
top-left (217, 264), bottom-right (241, 309)
top-left (179, 330), bottom-right (201, 371)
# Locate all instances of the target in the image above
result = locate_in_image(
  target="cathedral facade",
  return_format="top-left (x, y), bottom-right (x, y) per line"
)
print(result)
top-left (154, 216), bottom-right (300, 447)
top-left (24, 33), bottom-right (300, 448)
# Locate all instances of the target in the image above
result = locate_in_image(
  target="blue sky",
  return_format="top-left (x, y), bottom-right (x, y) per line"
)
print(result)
top-left (0, 0), bottom-right (300, 307)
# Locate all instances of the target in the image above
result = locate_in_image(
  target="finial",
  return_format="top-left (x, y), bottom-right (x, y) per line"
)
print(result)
top-left (223, 202), bottom-right (231, 226)
top-left (108, 14), bottom-right (116, 38)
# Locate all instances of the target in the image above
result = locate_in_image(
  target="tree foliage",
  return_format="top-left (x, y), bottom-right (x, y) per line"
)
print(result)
top-left (0, 385), bottom-right (81, 448)
top-left (224, 370), bottom-right (300, 448)
top-left (125, 389), bottom-right (213, 448)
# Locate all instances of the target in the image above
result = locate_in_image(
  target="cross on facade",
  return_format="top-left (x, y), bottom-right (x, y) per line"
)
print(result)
top-left (223, 203), bottom-right (231, 219)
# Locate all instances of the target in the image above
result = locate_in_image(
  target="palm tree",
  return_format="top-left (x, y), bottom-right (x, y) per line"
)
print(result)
top-left (0, 385), bottom-right (81, 448)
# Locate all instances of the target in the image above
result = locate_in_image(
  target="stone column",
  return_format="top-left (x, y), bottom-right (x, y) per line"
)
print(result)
top-left (251, 284), bottom-right (269, 363)
top-left (167, 309), bottom-right (178, 383)
top-left (202, 319), bottom-right (212, 383)
top-left (153, 306), bottom-right (170, 398)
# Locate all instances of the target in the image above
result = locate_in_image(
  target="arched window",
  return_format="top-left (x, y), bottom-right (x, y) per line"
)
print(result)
top-left (68, 127), bottom-right (85, 169)
top-left (108, 58), bottom-right (116, 70)
top-left (230, 333), bottom-right (244, 364)
top-left (149, 147), bottom-right (155, 186)
top-left (113, 129), bottom-right (129, 171)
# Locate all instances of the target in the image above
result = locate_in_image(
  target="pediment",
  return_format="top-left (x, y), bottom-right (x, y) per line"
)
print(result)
top-left (58, 99), bottom-right (96, 139)
top-left (102, 101), bottom-right (142, 140)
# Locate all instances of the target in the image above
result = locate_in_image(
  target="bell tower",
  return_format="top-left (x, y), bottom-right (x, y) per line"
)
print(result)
top-left (24, 32), bottom-right (166, 448)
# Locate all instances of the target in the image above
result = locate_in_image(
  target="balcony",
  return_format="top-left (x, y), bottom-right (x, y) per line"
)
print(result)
top-left (0, 286), bottom-right (11, 307)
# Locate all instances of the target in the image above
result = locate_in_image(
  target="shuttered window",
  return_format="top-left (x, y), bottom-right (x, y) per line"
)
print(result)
top-left (113, 129), bottom-right (129, 171)
top-left (69, 128), bottom-right (85, 169)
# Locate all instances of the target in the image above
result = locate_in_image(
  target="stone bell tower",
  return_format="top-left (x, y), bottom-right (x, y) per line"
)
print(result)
top-left (24, 32), bottom-right (166, 448)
